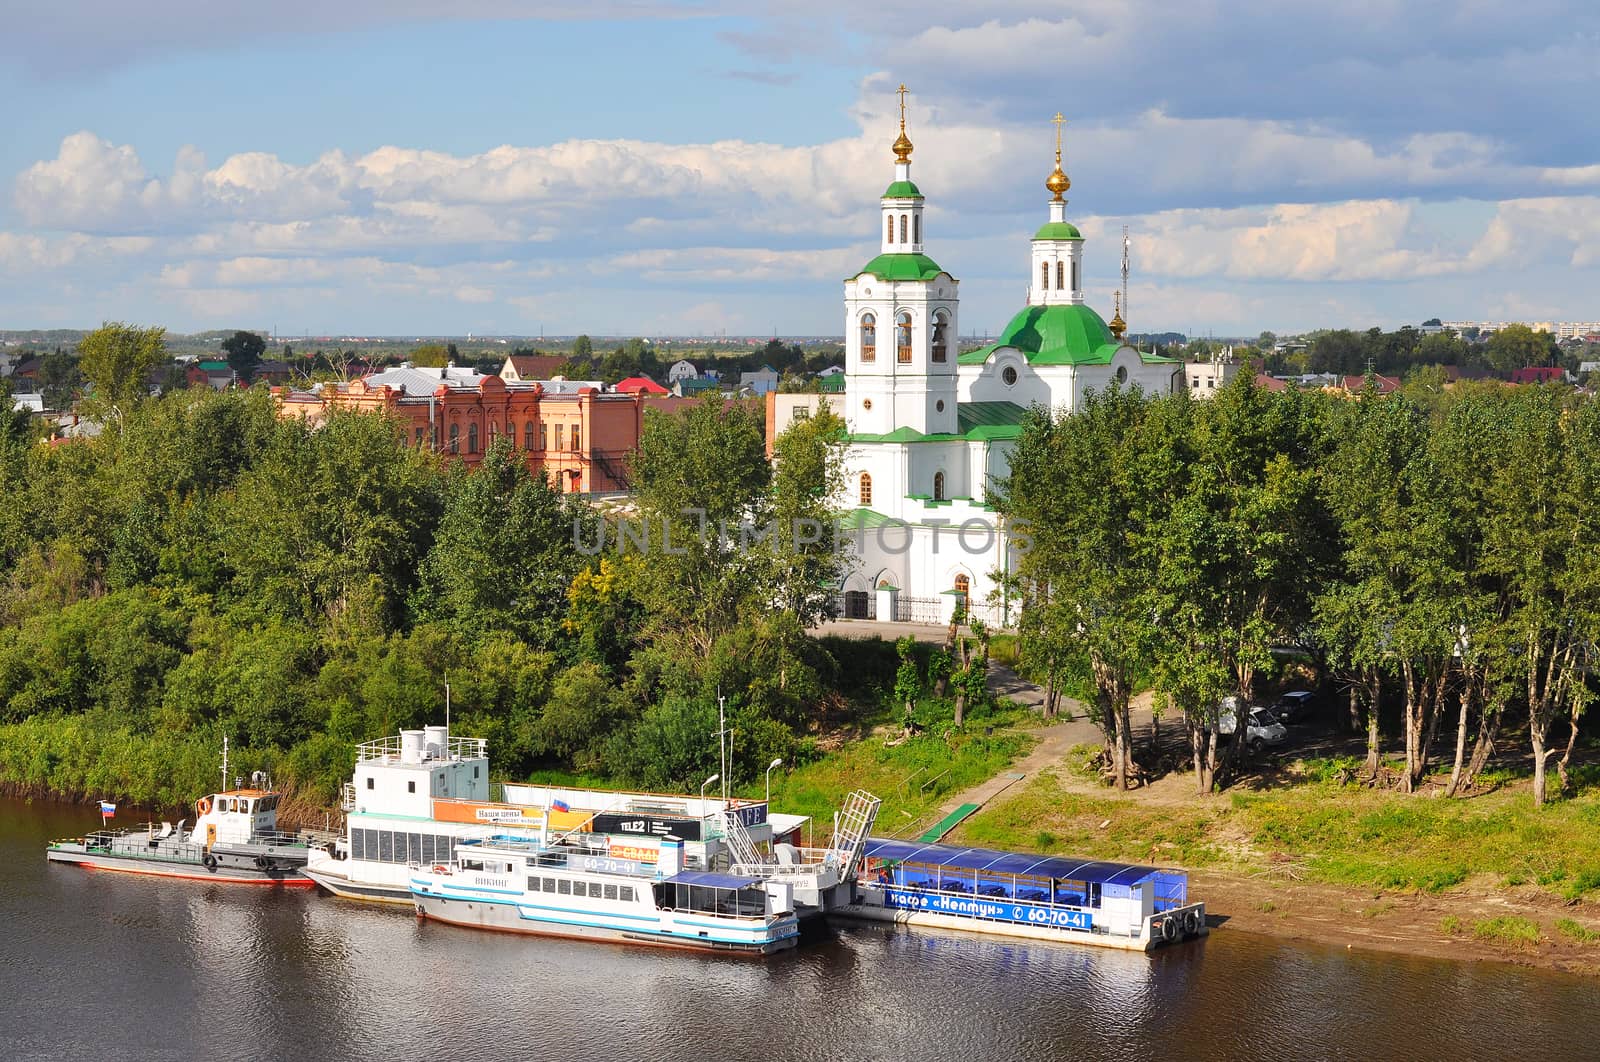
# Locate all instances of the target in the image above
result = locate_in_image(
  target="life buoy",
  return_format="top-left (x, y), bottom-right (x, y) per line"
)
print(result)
top-left (202, 852), bottom-right (218, 872)
top-left (431, 865), bottom-right (448, 875)
top-left (196, 797), bottom-right (211, 816)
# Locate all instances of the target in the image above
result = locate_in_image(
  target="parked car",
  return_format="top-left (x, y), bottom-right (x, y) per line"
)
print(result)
top-left (1216, 704), bottom-right (1289, 753)
top-left (1270, 690), bottom-right (1316, 724)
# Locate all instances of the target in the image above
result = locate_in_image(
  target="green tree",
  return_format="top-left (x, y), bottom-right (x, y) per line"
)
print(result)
top-left (410, 343), bottom-right (450, 368)
top-left (79, 323), bottom-right (166, 411)
top-left (38, 351), bottom-right (84, 411)
top-left (572, 335), bottom-right (594, 359)
top-left (767, 405), bottom-right (847, 626)
top-left (1484, 324), bottom-right (1553, 374)
top-left (221, 330), bottom-right (266, 383)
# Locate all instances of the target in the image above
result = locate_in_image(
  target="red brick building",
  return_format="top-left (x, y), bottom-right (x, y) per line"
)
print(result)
top-left (274, 365), bottom-right (704, 493)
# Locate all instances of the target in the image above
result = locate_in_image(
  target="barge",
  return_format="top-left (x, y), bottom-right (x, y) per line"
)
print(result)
top-left (836, 838), bottom-right (1204, 950)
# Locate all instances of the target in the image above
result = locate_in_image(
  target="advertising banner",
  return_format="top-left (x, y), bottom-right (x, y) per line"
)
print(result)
top-left (880, 887), bottom-right (1093, 931)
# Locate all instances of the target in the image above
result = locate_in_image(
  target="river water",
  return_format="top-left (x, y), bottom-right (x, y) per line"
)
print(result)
top-left (3, 796), bottom-right (1595, 1061)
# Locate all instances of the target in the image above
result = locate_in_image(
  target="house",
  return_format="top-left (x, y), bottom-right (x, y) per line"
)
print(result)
top-left (1253, 373), bottom-right (1289, 392)
top-left (613, 375), bottom-right (669, 395)
top-left (818, 373), bottom-right (846, 394)
top-left (667, 359), bottom-right (699, 383)
top-left (254, 360), bottom-right (294, 385)
top-left (673, 377), bottom-right (722, 397)
top-left (186, 361), bottom-right (235, 391)
top-left (500, 354), bottom-right (568, 382)
top-left (1184, 351), bottom-right (1241, 398)
top-left (273, 364), bottom-right (708, 495)
top-left (1510, 366), bottom-right (1568, 385)
top-left (1337, 374), bottom-right (1402, 395)
top-left (10, 391), bottom-right (45, 413)
top-left (739, 365), bottom-right (780, 395)
top-left (0, 351), bottom-right (17, 377)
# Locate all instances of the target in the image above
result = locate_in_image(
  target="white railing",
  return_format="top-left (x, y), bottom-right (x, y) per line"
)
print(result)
top-left (354, 733), bottom-right (488, 764)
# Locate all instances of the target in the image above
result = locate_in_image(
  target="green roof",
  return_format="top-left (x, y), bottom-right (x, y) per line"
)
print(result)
top-left (847, 401), bottom-right (1025, 444)
top-left (1033, 221), bottom-right (1084, 241)
top-left (959, 304), bottom-right (1119, 367)
top-left (839, 507), bottom-right (897, 530)
top-left (883, 180), bottom-right (924, 199)
top-left (851, 253), bottom-right (947, 282)
top-left (818, 374), bottom-right (846, 392)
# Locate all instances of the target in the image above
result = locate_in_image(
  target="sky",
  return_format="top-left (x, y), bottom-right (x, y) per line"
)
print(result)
top-left (2, 1), bottom-right (1598, 339)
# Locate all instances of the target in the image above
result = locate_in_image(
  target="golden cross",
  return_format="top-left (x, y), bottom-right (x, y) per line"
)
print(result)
top-left (898, 83), bottom-right (909, 129)
top-left (1053, 112), bottom-right (1067, 160)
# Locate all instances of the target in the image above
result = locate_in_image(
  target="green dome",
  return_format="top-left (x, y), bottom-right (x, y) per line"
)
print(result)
top-left (883, 180), bottom-right (923, 199)
top-left (958, 303), bottom-right (1119, 367)
top-left (1033, 221), bottom-right (1083, 241)
top-left (850, 252), bottom-right (946, 282)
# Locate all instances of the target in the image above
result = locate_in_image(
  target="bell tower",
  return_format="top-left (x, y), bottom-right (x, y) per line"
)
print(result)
top-left (843, 84), bottom-right (960, 437)
top-left (1029, 113), bottom-right (1085, 307)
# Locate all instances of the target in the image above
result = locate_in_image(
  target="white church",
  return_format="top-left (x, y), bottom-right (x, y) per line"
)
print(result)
top-left (781, 94), bottom-right (1183, 627)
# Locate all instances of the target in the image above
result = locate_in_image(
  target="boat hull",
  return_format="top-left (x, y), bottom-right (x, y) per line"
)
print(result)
top-left (833, 895), bottom-right (1208, 951)
top-left (412, 891), bottom-right (798, 956)
top-left (301, 863), bottom-right (413, 905)
top-left (46, 847), bottom-right (313, 887)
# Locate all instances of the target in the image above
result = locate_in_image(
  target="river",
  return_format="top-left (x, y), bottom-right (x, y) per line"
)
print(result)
top-left (3, 796), bottom-right (1595, 1061)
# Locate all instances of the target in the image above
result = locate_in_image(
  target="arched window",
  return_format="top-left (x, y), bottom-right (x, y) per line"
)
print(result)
top-left (954, 573), bottom-right (970, 598)
top-left (1072, 260), bottom-right (1080, 291)
top-left (448, 423), bottom-right (459, 454)
top-left (859, 472), bottom-right (873, 506)
top-left (900, 214), bottom-right (908, 243)
top-left (931, 311), bottom-right (948, 363)
top-left (886, 216), bottom-right (894, 244)
top-left (860, 312), bottom-right (876, 362)
top-left (913, 215), bottom-right (920, 244)
top-left (524, 420), bottom-right (535, 449)
top-left (933, 471), bottom-right (946, 501)
top-left (1056, 261), bottom-right (1065, 289)
top-left (1041, 261), bottom-right (1050, 291)
top-left (467, 423), bottom-right (479, 454)
top-left (896, 312), bottom-right (913, 363)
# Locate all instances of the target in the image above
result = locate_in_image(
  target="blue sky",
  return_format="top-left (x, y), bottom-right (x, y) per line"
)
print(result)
top-left (3, 1), bottom-right (1598, 338)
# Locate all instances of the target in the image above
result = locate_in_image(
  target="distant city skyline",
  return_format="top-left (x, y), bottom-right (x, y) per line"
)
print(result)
top-left (2, 3), bottom-right (1597, 337)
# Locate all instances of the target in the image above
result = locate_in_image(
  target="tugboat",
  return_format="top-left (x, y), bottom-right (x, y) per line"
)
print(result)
top-left (46, 740), bottom-right (313, 887)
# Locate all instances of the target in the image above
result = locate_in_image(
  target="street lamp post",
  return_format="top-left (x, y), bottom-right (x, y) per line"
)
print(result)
top-left (765, 758), bottom-right (783, 805)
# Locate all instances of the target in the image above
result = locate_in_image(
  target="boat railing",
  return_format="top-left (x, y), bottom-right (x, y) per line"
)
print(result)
top-left (248, 829), bottom-right (312, 848)
top-left (340, 782), bottom-right (356, 812)
top-left (354, 733), bottom-right (488, 764)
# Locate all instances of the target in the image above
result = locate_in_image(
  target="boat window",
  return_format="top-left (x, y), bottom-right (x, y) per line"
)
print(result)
top-left (558, 879), bottom-right (572, 895)
top-left (620, 886), bottom-right (634, 903)
top-left (367, 777), bottom-right (374, 790)
top-left (378, 833), bottom-right (394, 862)
top-left (588, 882), bottom-right (603, 898)
top-left (528, 877), bottom-right (538, 892)
top-left (604, 883), bottom-right (618, 901)
top-left (543, 877), bottom-right (556, 893)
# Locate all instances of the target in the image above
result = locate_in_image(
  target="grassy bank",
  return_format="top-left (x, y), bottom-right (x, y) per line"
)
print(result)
top-left (953, 758), bottom-right (1600, 904)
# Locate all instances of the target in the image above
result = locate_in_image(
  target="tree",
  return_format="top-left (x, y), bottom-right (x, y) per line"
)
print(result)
top-left (37, 351), bottom-right (83, 412)
top-left (767, 405), bottom-right (847, 626)
top-left (410, 343), bottom-right (449, 368)
top-left (1484, 324), bottom-right (1552, 374)
top-left (221, 330), bottom-right (266, 383)
top-left (78, 323), bottom-right (165, 410)
top-left (572, 335), bottom-right (593, 360)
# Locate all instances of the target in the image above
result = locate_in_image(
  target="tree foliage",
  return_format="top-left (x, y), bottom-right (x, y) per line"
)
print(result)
top-left (78, 323), bottom-right (166, 410)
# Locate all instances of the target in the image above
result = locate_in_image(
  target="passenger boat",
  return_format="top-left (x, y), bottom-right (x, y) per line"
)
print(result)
top-left (46, 757), bottom-right (312, 887)
top-left (302, 724), bottom-right (818, 907)
top-left (836, 838), bottom-right (1206, 951)
top-left (409, 834), bottom-right (802, 955)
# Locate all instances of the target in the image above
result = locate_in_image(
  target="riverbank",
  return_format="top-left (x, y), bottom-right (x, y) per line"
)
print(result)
top-left (949, 755), bottom-right (1600, 976)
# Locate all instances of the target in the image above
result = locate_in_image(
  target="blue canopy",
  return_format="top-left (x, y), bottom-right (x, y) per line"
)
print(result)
top-left (664, 870), bottom-right (761, 890)
top-left (862, 838), bottom-right (1162, 889)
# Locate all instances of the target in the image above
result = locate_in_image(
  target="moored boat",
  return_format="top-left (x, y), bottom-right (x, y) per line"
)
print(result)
top-left (836, 838), bottom-right (1206, 950)
top-left (46, 781), bottom-right (313, 887)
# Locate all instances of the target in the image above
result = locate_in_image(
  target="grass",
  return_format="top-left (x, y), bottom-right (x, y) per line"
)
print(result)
top-left (1556, 918), bottom-right (1600, 944)
top-left (767, 700), bottom-right (1036, 839)
top-left (946, 765), bottom-right (1600, 906)
top-left (1473, 916), bottom-right (1541, 948)
top-left (1440, 915), bottom-right (1463, 935)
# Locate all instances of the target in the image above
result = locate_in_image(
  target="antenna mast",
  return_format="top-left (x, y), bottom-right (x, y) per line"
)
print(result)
top-left (1121, 226), bottom-right (1131, 342)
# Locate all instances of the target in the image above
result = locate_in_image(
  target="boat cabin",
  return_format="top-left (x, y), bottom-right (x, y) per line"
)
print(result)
top-left (194, 789), bottom-right (281, 847)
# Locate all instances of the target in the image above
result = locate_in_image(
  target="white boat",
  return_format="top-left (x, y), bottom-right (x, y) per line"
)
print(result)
top-left (836, 838), bottom-right (1207, 950)
top-left (409, 834), bottom-right (801, 955)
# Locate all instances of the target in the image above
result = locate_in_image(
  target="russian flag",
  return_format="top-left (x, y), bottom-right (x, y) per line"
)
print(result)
top-left (551, 799), bottom-right (570, 813)
top-left (99, 801), bottom-right (116, 818)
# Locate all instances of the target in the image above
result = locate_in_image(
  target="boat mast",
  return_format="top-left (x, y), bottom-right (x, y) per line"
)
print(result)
top-left (220, 735), bottom-right (229, 794)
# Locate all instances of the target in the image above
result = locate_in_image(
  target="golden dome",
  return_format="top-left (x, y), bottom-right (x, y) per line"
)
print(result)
top-left (1046, 164), bottom-right (1070, 200)
top-left (892, 82), bottom-right (914, 162)
top-left (1109, 292), bottom-right (1127, 340)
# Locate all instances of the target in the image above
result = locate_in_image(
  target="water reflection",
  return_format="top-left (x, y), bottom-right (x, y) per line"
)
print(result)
top-left (5, 797), bottom-right (1599, 1062)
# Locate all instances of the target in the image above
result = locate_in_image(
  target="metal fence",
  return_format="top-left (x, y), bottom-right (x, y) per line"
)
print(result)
top-left (893, 595), bottom-right (944, 624)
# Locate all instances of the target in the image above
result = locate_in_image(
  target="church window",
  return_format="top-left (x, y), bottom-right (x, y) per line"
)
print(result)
top-left (900, 214), bottom-right (908, 243)
top-left (1002, 366), bottom-right (1019, 387)
top-left (468, 423), bottom-right (479, 454)
top-left (1056, 261), bottom-right (1064, 289)
top-left (896, 312), bottom-right (913, 363)
top-left (859, 472), bottom-right (873, 506)
top-left (913, 215), bottom-right (920, 244)
top-left (448, 424), bottom-right (459, 454)
top-left (933, 471), bottom-right (946, 501)
top-left (936, 399), bottom-right (945, 413)
top-left (954, 573), bottom-right (970, 598)
top-left (1116, 366), bottom-right (1128, 384)
top-left (524, 421), bottom-right (535, 449)
top-left (862, 399), bottom-right (872, 411)
top-left (931, 311), bottom-right (948, 363)
top-left (1041, 262), bottom-right (1050, 291)
top-left (887, 216), bottom-right (894, 244)
top-left (1072, 260), bottom-right (1080, 291)
top-left (860, 313), bottom-right (876, 362)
